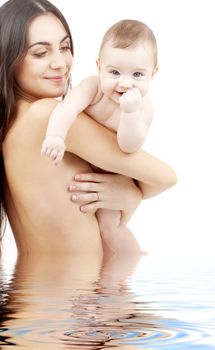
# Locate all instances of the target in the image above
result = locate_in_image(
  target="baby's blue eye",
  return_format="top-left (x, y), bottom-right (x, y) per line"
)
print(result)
top-left (111, 70), bottom-right (120, 76)
top-left (133, 72), bottom-right (143, 78)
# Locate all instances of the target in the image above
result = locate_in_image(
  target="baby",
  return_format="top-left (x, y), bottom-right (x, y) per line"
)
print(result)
top-left (42, 19), bottom-right (158, 254)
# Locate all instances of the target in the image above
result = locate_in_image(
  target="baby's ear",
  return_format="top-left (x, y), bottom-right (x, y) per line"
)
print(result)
top-left (96, 58), bottom-right (100, 71)
top-left (152, 66), bottom-right (159, 78)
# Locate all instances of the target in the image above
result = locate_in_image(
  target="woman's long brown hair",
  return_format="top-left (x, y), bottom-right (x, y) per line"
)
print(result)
top-left (0, 0), bottom-right (74, 252)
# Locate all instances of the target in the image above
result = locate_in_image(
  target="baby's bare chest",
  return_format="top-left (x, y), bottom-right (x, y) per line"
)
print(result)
top-left (85, 96), bottom-right (120, 131)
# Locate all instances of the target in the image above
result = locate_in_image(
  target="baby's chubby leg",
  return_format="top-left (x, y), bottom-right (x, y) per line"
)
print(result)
top-left (96, 208), bottom-right (144, 256)
top-left (41, 135), bottom-right (65, 165)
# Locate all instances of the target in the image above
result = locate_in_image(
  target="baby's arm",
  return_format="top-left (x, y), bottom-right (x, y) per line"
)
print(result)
top-left (41, 76), bottom-right (99, 164)
top-left (117, 88), bottom-right (153, 153)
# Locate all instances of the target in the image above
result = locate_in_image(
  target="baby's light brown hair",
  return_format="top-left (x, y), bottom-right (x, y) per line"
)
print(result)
top-left (99, 19), bottom-right (158, 68)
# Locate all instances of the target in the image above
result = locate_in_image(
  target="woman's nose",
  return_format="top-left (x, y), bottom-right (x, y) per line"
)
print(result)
top-left (50, 53), bottom-right (66, 69)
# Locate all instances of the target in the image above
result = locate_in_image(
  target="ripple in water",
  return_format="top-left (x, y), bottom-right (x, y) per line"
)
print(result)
top-left (1, 259), bottom-right (215, 349)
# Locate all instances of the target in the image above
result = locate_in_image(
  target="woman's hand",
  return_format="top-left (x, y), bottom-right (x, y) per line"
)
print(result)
top-left (68, 173), bottom-right (143, 224)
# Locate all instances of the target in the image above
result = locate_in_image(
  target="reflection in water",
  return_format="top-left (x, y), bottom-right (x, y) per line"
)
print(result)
top-left (0, 252), bottom-right (153, 349)
top-left (1, 252), bottom-right (215, 349)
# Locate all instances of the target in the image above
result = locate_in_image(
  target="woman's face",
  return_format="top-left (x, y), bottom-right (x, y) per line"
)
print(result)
top-left (15, 13), bottom-right (73, 101)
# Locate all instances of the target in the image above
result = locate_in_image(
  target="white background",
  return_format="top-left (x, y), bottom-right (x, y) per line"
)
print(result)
top-left (1, 0), bottom-right (215, 268)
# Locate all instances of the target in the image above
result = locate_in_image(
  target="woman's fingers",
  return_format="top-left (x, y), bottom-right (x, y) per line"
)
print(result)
top-left (80, 202), bottom-right (101, 213)
top-left (68, 174), bottom-right (106, 212)
top-left (68, 172), bottom-right (142, 215)
top-left (70, 191), bottom-right (100, 203)
top-left (69, 181), bottom-right (103, 193)
top-left (70, 191), bottom-right (103, 213)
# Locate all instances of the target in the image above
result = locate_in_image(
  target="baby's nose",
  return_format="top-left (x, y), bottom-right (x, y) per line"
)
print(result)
top-left (118, 78), bottom-right (133, 89)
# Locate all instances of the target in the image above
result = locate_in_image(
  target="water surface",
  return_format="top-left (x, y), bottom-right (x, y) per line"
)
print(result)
top-left (0, 253), bottom-right (214, 349)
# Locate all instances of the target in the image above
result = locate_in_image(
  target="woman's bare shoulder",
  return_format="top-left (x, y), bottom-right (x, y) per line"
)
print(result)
top-left (20, 98), bottom-right (60, 134)
top-left (11, 98), bottom-right (60, 142)
top-left (28, 98), bottom-right (59, 119)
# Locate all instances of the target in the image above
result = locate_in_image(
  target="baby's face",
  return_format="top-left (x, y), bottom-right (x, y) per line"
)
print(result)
top-left (97, 40), bottom-right (156, 103)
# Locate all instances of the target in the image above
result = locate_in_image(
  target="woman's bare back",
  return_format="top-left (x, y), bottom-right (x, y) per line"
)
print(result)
top-left (3, 99), bottom-right (102, 257)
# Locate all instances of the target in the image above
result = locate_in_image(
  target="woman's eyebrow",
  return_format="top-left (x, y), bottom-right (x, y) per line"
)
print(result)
top-left (28, 34), bottom-right (70, 49)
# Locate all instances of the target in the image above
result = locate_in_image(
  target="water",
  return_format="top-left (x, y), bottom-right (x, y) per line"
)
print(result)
top-left (0, 254), bottom-right (215, 349)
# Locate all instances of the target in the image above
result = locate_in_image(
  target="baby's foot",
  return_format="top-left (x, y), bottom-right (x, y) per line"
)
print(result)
top-left (41, 135), bottom-right (65, 165)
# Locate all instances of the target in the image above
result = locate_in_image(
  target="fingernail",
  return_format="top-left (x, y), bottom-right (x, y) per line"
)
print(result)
top-left (75, 174), bottom-right (81, 180)
top-left (69, 185), bottom-right (76, 190)
top-left (72, 195), bottom-right (77, 200)
top-left (80, 206), bottom-right (87, 213)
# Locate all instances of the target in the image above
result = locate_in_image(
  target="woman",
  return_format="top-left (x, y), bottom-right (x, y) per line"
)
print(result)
top-left (0, 0), bottom-right (176, 260)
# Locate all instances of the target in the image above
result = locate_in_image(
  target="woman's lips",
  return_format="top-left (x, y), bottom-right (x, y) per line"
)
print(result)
top-left (45, 75), bottom-right (65, 83)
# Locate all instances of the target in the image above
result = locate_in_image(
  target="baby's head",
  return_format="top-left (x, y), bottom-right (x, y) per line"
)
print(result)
top-left (98, 19), bottom-right (158, 70)
top-left (97, 20), bottom-right (158, 102)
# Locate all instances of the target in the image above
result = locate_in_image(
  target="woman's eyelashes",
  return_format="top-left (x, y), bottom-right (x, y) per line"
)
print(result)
top-left (33, 50), bottom-right (48, 58)
top-left (60, 44), bottom-right (71, 53)
top-left (33, 45), bottom-right (71, 58)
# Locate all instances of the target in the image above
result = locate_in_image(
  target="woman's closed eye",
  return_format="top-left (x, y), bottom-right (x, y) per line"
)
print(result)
top-left (60, 45), bottom-right (71, 53)
top-left (32, 45), bottom-right (71, 58)
top-left (33, 50), bottom-right (48, 58)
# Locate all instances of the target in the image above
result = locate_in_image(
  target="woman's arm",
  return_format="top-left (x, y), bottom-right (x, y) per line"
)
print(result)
top-left (69, 173), bottom-right (142, 225)
top-left (33, 99), bottom-right (177, 198)
top-left (65, 113), bottom-right (177, 195)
